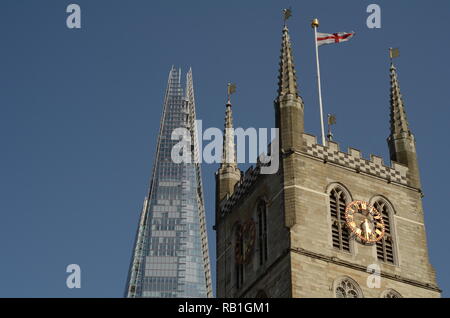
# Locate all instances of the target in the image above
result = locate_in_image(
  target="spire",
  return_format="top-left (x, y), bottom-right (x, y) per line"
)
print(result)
top-left (277, 26), bottom-right (302, 102)
top-left (387, 59), bottom-right (421, 189)
top-left (274, 15), bottom-right (304, 154)
top-left (389, 63), bottom-right (411, 138)
top-left (216, 86), bottom-right (241, 205)
top-left (220, 83), bottom-right (238, 170)
top-left (220, 101), bottom-right (237, 169)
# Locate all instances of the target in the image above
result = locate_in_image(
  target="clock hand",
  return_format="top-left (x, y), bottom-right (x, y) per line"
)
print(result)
top-left (362, 219), bottom-right (372, 241)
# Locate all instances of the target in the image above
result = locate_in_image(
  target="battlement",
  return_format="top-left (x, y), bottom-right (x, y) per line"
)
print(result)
top-left (302, 133), bottom-right (408, 185)
top-left (220, 161), bottom-right (268, 216)
top-left (219, 134), bottom-right (410, 216)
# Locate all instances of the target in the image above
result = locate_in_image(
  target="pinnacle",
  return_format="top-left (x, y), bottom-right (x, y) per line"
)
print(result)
top-left (277, 25), bottom-right (300, 101)
top-left (389, 64), bottom-right (411, 138)
top-left (220, 101), bottom-right (237, 170)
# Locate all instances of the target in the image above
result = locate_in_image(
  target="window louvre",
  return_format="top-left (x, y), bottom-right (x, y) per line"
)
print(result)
top-left (374, 201), bottom-right (395, 264)
top-left (257, 201), bottom-right (268, 266)
top-left (330, 188), bottom-right (350, 252)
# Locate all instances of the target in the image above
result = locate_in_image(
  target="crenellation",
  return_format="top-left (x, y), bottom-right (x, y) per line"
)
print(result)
top-left (391, 161), bottom-right (408, 177)
top-left (302, 133), bottom-right (408, 185)
top-left (328, 141), bottom-right (339, 153)
top-left (349, 147), bottom-right (362, 159)
top-left (302, 133), bottom-right (317, 145)
top-left (221, 132), bottom-right (411, 217)
top-left (371, 154), bottom-right (384, 166)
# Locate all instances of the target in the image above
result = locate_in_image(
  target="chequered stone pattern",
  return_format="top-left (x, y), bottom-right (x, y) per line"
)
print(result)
top-left (303, 134), bottom-right (408, 185)
top-left (221, 135), bottom-right (409, 214)
top-left (221, 164), bottom-right (265, 215)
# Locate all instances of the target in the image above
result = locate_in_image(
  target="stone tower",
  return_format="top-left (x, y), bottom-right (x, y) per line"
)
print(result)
top-left (214, 23), bottom-right (440, 298)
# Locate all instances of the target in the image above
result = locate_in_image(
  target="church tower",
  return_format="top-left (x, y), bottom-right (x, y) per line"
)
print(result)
top-left (215, 18), bottom-right (440, 298)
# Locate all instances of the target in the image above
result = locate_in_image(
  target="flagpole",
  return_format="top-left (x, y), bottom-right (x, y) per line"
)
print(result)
top-left (312, 18), bottom-right (326, 146)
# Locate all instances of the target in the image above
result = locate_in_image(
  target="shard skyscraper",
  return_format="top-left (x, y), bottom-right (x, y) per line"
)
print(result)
top-left (125, 67), bottom-right (212, 298)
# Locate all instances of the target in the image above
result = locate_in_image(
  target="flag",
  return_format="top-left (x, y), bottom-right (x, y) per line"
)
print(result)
top-left (317, 32), bottom-right (355, 47)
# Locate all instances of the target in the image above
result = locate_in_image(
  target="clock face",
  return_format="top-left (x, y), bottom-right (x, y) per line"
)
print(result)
top-left (234, 219), bottom-right (256, 265)
top-left (345, 200), bottom-right (385, 244)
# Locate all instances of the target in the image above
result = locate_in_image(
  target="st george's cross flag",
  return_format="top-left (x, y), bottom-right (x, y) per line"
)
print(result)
top-left (317, 32), bottom-right (355, 47)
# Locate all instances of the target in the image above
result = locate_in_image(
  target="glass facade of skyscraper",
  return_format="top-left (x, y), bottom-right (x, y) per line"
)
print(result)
top-left (125, 67), bottom-right (212, 298)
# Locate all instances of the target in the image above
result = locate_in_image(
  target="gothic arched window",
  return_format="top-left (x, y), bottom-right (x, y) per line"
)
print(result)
top-left (373, 199), bottom-right (395, 264)
top-left (257, 200), bottom-right (268, 266)
top-left (329, 186), bottom-right (351, 252)
top-left (334, 277), bottom-right (363, 298)
top-left (381, 289), bottom-right (402, 298)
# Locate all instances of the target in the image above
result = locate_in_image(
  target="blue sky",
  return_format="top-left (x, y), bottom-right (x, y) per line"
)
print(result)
top-left (0, 0), bottom-right (449, 297)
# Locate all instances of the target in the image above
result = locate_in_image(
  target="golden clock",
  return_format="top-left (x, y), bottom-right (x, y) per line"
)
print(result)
top-left (345, 200), bottom-right (385, 243)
